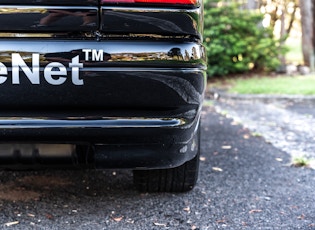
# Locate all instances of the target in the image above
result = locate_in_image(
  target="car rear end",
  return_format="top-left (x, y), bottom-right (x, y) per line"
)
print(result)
top-left (0, 0), bottom-right (206, 192)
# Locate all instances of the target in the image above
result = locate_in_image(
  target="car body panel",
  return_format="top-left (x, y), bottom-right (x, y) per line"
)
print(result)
top-left (0, 1), bottom-right (206, 170)
top-left (0, 6), bottom-right (98, 32)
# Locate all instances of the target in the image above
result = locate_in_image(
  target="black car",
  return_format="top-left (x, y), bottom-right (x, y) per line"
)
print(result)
top-left (0, 0), bottom-right (206, 192)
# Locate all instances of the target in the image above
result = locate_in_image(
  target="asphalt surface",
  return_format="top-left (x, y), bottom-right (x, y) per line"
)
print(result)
top-left (0, 101), bottom-right (314, 229)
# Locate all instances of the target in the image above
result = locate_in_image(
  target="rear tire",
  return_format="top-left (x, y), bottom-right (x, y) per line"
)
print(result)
top-left (133, 126), bottom-right (200, 193)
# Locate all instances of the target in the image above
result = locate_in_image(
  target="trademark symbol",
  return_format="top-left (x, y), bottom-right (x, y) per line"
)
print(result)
top-left (82, 49), bottom-right (104, 62)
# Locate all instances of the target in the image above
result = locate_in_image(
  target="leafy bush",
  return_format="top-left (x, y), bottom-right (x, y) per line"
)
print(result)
top-left (204, 2), bottom-right (284, 77)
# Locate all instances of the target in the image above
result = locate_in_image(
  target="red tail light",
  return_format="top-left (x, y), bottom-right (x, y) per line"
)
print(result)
top-left (102, 0), bottom-right (197, 4)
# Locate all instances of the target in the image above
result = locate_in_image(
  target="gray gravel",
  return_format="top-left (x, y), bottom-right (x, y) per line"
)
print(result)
top-left (214, 98), bottom-right (315, 160)
top-left (0, 104), bottom-right (314, 229)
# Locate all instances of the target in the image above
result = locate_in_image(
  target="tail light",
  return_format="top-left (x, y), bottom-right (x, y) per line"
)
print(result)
top-left (102, 0), bottom-right (197, 4)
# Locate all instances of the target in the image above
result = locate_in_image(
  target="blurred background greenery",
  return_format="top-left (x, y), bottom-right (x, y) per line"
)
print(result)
top-left (203, 0), bottom-right (314, 78)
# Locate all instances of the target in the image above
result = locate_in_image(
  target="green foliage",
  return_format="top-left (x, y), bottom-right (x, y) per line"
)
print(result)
top-left (204, 2), bottom-right (284, 77)
top-left (292, 155), bottom-right (313, 168)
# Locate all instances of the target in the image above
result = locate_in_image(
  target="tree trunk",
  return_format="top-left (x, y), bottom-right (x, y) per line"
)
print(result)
top-left (300, 0), bottom-right (314, 68)
top-left (279, 7), bottom-right (286, 65)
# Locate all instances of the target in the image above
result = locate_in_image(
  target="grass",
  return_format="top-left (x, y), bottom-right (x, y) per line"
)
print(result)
top-left (210, 75), bottom-right (315, 95)
top-left (292, 156), bottom-right (310, 167)
top-left (291, 155), bottom-right (315, 169)
top-left (229, 75), bottom-right (315, 95)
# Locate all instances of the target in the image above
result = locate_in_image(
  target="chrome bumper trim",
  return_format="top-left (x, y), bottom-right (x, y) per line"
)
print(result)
top-left (0, 40), bottom-right (206, 67)
top-left (0, 117), bottom-right (185, 129)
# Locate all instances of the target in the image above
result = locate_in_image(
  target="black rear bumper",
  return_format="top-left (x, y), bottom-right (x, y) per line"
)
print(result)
top-left (0, 39), bottom-right (206, 169)
top-left (0, 115), bottom-right (200, 170)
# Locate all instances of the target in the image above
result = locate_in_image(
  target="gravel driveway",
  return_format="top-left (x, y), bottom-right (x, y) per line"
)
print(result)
top-left (214, 98), bottom-right (315, 161)
top-left (0, 100), bottom-right (314, 229)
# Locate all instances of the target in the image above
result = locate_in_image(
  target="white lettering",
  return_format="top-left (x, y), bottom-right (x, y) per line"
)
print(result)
top-left (69, 55), bottom-right (83, 85)
top-left (82, 49), bottom-right (91, 61)
top-left (92, 49), bottom-right (103, 61)
top-left (0, 62), bottom-right (8, 84)
top-left (12, 53), bottom-right (40, 84)
top-left (83, 49), bottom-right (104, 62)
top-left (44, 62), bottom-right (67, 85)
top-left (1, 53), bottom-right (86, 86)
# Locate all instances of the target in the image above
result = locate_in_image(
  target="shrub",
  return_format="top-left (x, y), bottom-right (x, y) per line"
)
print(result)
top-left (204, 2), bottom-right (283, 77)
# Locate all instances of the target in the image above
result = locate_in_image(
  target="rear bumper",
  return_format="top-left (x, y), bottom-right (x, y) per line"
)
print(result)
top-left (0, 39), bottom-right (206, 169)
top-left (0, 110), bottom-right (201, 169)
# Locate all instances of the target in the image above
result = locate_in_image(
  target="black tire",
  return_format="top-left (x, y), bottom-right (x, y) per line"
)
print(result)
top-left (133, 127), bottom-right (200, 193)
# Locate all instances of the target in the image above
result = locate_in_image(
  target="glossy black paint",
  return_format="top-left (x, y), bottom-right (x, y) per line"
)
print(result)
top-left (0, 5), bottom-right (202, 39)
top-left (0, 40), bottom-right (205, 108)
top-left (0, 69), bottom-right (204, 108)
top-left (0, 112), bottom-right (200, 169)
top-left (0, 1), bottom-right (206, 169)
top-left (0, 7), bottom-right (98, 32)
top-left (101, 7), bottom-right (202, 38)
